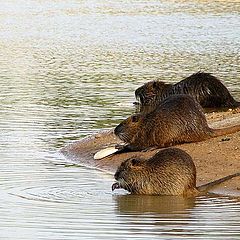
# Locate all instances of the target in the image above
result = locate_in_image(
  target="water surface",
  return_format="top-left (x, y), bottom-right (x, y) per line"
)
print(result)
top-left (0, 0), bottom-right (240, 239)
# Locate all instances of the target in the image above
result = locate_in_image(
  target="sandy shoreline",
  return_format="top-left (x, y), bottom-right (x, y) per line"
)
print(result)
top-left (61, 110), bottom-right (240, 197)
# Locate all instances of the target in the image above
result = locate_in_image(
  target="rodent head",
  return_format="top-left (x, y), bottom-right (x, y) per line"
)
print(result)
top-left (114, 114), bottom-right (143, 143)
top-left (112, 158), bottom-right (147, 194)
top-left (135, 80), bottom-right (167, 106)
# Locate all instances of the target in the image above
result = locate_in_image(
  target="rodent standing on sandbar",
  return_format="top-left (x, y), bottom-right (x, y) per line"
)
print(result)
top-left (114, 94), bottom-right (240, 152)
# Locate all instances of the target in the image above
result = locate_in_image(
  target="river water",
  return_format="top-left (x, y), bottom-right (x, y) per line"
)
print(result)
top-left (0, 0), bottom-right (240, 239)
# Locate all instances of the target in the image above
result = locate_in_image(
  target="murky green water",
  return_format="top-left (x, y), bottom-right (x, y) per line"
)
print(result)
top-left (0, 0), bottom-right (240, 239)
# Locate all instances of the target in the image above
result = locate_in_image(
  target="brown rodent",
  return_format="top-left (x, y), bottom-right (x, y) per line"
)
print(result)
top-left (114, 94), bottom-right (240, 151)
top-left (135, 72), bottom-right (240, 114)
top-left (112, 148), bottom-right (240, 196)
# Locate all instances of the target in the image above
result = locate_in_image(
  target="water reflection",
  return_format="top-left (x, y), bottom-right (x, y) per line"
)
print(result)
top-left (113, 194), bottom-right (240, 239)
top-left (114, 194), bottom-right (196, 214)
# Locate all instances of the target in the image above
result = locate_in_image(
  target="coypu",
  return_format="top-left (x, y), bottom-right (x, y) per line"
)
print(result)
top-left (135, 72), bottom-right (240, 113)
top-left (112, 148), bottom-right (240, 196)
top-left (114, 94), bottom-right (240, 151)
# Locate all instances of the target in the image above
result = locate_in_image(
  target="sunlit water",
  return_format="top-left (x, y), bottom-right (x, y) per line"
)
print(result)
top-left (0, 0), bottom-right (240, 239)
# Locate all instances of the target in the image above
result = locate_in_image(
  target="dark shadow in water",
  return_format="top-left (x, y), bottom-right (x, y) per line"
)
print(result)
top-left (113, 193), bottom-right (240, 238)
top-left (113, 194), bottom-right (198, 237)
top-left (113, 194), bottom-right (196, 215)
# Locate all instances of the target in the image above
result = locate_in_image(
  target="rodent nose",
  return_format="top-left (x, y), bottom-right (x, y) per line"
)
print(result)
top-left (114, 124), bottom-right (123, 136)
top-left (114, 170), bottom-right (120, 180)
top-left (135, 87), bottom-right (141, 98)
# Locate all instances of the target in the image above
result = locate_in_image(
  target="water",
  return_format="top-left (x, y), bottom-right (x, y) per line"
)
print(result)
top-left (0, 0), bottom-right (240, 239)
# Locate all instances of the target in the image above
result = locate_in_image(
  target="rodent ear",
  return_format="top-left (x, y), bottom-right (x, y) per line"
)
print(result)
top-left (131, 115), bottom-right (139, 123)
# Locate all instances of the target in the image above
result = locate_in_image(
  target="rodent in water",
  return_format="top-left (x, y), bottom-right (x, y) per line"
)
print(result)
top-left (135, 72), bottom-right (240, 114)
top-left (114, 94), bottom-right (240, 152)
top-left (112, 148), bottom-right (240, 196)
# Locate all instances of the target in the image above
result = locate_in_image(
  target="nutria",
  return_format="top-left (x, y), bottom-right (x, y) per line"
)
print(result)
top-left (135, 72), bottom-right (240, 113)
top-left (114, 94), bottom-right (240, 151)
top-left (112, 148), bottom-right (240, 196)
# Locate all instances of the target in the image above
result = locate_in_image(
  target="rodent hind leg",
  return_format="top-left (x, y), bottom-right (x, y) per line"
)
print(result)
top-left (141, 146), bottom-right (158, 152)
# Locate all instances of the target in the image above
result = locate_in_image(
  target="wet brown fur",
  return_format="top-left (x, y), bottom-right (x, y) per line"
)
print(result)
top-left (135, 72), bottom-right (240, 114)
top-left (114, 95), bottom-right (240, 151)
top-left (112, 148), bottom-right (240, 196)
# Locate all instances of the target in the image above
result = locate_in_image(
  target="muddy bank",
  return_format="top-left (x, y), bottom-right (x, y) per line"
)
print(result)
top-left (61, 110), bottom-right (240, 197)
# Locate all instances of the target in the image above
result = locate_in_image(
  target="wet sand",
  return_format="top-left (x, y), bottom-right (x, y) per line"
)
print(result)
top-left (61, 110), bottom-right (240, 197)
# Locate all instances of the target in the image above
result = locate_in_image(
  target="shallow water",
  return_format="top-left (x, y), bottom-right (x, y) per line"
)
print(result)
top-left (0, 0), bottom-right (240, 239)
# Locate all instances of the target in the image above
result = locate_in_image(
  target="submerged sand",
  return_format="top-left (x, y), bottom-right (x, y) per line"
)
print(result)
top-left (61, 110), bottom-right (240, 197)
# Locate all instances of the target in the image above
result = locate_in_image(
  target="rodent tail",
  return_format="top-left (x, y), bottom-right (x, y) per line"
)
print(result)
top-left (212, 125), bottom-right (240, 137)
top-left (197, 173), bottom-right (240, 192)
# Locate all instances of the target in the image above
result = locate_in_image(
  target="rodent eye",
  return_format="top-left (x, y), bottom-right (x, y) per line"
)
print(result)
top-left (152, 81), bottom-right (158, 89)
top-left (131, 115), bottom-right (139, 123)
top-left (131, 158), bottom-right (140, 166)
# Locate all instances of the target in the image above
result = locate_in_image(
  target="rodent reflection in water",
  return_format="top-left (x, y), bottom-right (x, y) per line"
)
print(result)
top-left (113, 194), bottom-right (196, 215)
